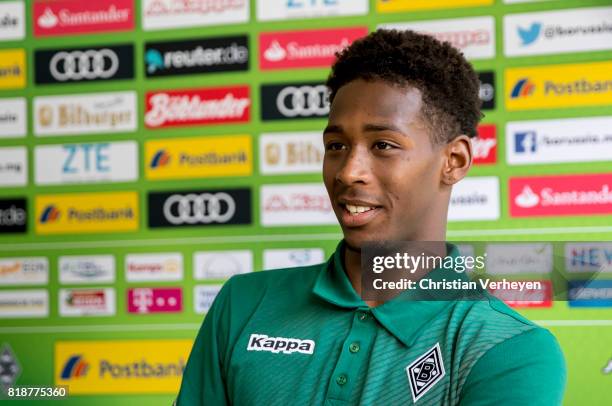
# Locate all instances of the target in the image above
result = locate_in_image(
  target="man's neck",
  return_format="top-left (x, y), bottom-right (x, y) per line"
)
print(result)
top-left (343, 228), bottom-right (447, 308)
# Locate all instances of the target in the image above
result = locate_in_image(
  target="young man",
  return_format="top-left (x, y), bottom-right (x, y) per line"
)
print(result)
top-left (176, 30), bottom-right (566, 405)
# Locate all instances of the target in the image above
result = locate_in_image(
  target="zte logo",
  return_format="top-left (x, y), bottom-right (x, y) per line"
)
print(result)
top-left (62, 144), bottom-right (110, 174)
top-left (247, 334), bottom-right (315, 355)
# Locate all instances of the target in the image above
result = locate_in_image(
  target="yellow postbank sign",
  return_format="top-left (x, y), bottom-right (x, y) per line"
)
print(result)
top-left (35, 191), bottom-right (139, 235)
top-left (505, 61), bottom-right (612, 111)
top-left (376, 0), bottom-right (493, 13)
top-left (145, 135), bottom-right (252, 180)
top-left (55, 339), bottom-right (192, 394)
top-left (0, 49), bottom-right (26, 89)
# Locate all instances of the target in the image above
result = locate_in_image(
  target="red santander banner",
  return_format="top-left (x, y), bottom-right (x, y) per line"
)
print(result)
top-left (510, 173), bottom-right (612, 217)
top-left (145, 85), bottom-right (251, 129)
top-left (473, 124), bottom-right (497, 165)
top-left (489, 280), bottom-right (552, 308)
top-left (34, 0), bottom-right (134, 37)
top-left (260, 27), bottom-right (368, 70)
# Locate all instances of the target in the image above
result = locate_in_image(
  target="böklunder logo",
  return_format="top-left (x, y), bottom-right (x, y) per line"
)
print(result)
top-left (145, 86), bottom-right (250, 128)
top-left (488, 280), bottom-right (552, 308)
top-left (259, 27), bottom-right (367, 70)
top-left (142, 0), bottom-right (249, 31)
top-left (34, 91), bottom-right (137, 137)
top-left (33, 0), bottom-right (134, 37)
top-left (472, 125), bottom-right (497, 165)
top-left (510, 173), bottom-right (612, 217)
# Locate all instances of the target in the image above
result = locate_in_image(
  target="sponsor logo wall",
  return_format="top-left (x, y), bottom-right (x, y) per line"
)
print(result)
top-left (1, 1), bottom-right (611, 404)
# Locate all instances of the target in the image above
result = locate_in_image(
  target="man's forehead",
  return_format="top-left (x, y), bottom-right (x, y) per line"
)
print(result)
top-left (329, 79), bottom-right (425, 125)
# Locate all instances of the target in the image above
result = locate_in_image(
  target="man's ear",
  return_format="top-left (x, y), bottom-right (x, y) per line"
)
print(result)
top-left (441, 135), bottom-right (472, 186)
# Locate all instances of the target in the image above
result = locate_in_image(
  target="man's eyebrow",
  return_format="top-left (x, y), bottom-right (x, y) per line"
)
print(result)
top-left (363, 123), bottom-right (405, 134)
top-left (323, 124), bottom-right (342, 135)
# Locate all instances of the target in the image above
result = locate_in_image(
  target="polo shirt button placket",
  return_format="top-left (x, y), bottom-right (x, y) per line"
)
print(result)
top-left (336, 374), bottom-right (348, 386)
top-left (349, 342), bottom-right (360, 353)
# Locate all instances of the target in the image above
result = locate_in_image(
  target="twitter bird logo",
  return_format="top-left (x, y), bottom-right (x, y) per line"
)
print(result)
top-left (518, 23), bottom-right (542, 46)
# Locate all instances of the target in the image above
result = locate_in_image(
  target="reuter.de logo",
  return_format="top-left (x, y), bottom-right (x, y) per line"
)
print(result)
top-left (260, 27), bottom-right (367, 70)
top-left (261, 82), bottom-right (329, 121)
top-left (127, 288), bottom-right (183, 314)
top-left (145, 35), bottom-right (248, 77)
top-left (148, 188), bottom-right (252, 228)
top-left (510, 173), bottom-right (612, 217)
top-left (33, 0), bottom-right (134, 37)
top-left (35, 44), bottom-right (134, 84)
top-left (145, 86), bottom-right (250, 128)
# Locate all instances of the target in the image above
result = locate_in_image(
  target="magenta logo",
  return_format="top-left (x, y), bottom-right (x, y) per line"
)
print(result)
top-left (127, 287), bottom-right (182, 314)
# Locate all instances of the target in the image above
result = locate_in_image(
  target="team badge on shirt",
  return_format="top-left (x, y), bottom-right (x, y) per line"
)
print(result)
top-left (406, 342), bottom-right (446, 403)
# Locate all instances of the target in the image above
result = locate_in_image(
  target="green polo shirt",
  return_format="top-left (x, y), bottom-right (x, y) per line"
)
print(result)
top-left (177, 242), bottom-right (566, 405)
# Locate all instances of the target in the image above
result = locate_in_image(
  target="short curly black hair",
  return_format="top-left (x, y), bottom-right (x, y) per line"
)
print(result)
top-left (326, 29), bottom-right (483, 143)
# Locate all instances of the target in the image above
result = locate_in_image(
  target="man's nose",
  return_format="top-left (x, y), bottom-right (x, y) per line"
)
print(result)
top-left (335, 146), bottom-right (370, 185)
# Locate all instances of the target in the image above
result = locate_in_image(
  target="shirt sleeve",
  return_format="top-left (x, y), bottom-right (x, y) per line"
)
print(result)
top-left (459, 327), bottom-right (567, 406)
top-left (176, 279), bottom-right (233, 406)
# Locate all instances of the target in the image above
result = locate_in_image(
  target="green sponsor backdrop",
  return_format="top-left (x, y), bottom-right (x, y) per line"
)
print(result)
top-left (1, 0), bottom-right (611, 404)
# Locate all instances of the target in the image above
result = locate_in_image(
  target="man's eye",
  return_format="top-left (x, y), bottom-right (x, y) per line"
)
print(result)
top-left (374, 141), bottom-right (394, 150)
top-left (326, 143), bottom-right (346, 151)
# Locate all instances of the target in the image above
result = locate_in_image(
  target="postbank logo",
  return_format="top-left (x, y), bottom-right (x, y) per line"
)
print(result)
top-left (145, 135), bottom-right (252, 180)
top-left (0, 49), bottom-right (25, 89)
top-left (377, 0), bottom-right (493, 13)
top-left (35, 191), bottom-right (138, 235)
top-left (55, 339), bottom-right (191, 394)
top-left (505, 61), bottom-right (612, 111)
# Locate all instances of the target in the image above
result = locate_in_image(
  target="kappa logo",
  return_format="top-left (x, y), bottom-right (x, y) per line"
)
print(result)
top-left (406, 343), bottom-right (446, 403)
top-left (247, 334), bottom-right (315, 355)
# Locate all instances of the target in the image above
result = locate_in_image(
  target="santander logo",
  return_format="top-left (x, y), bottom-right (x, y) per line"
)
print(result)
top-left (260, 27), bottom-right (367, 70)
top-left (510, 174), bottom-right (612, 217)
top-left (145, 86), bottom-right (251, 128)
top-left (33, 0), bottom-right (134, 37)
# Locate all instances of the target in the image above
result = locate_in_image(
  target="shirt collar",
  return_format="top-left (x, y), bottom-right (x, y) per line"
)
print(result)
top-left (313, 240), bottom-right (469, 347)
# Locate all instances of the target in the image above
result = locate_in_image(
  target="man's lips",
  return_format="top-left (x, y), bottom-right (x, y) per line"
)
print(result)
top-left (336, 199), bottom-right (383, 228)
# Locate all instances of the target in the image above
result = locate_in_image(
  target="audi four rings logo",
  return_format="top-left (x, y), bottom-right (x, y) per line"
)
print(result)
top-left (148, 189), bottom-right (251, 228)
top-left (50, 49), bottom-right (119, 81)
top-left (261, 82), bottom-right (330, 121)
top-left (35, 45), bottom-right (134, 84)
top-left (163, 193), bottom-right (236, 225)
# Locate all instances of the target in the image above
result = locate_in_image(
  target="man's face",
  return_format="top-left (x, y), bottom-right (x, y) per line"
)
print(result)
top-left (323, 79), bottom-right (448, 249)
